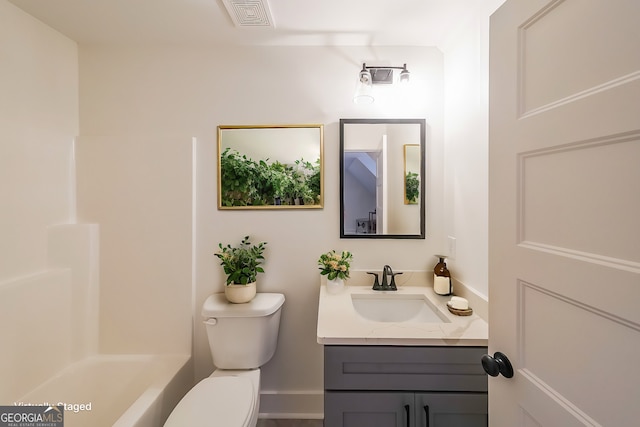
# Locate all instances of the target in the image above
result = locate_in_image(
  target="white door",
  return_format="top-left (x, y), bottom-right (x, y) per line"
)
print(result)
top-left (376, 135), bottom-right (388, 234)
top-left (489, 0), bottom-right (640, 426)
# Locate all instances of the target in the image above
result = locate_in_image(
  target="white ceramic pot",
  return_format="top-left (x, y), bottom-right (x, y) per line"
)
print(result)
top-left (225, 282), bottom-right (257, 303)
top-left (326, 277), bottom-right (345, 294)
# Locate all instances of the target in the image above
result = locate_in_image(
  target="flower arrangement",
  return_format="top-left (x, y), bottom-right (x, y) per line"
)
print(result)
top-left (215, 236), bottom-right (267, 285)
top-left (318, 250), bottom-right (353, 281)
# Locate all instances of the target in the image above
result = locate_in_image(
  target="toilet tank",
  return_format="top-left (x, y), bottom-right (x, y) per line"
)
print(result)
top-left (202, 293), bottom-right (285, 369)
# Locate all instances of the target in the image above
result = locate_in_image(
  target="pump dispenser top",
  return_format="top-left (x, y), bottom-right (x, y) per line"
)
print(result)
top-left (433, 255), bottom-right (452, 295)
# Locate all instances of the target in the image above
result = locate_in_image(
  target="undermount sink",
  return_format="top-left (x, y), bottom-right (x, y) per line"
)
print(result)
top-left (351, 293), bottom-right (450, 323)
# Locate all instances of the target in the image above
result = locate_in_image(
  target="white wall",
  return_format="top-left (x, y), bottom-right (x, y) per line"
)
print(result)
top-left (442, 5), bottom-right (502, 300)
top-left (0, 0), bottom-right (82, 401)
top-left (0, 0), bottom-right (78, 277)
top-left (75, 135), bottom-right (193, 355)
top-left (78, 45), bottom-right (444, 415)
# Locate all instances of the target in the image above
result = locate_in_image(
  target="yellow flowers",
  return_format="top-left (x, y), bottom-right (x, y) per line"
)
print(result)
top-left (318, 250), bottom-right (353, 281)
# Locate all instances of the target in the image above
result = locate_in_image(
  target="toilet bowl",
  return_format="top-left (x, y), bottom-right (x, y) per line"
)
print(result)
top-left (163, 369), bottom-right (260, 427)
top-left (164, 293), bottom-right (284, 427)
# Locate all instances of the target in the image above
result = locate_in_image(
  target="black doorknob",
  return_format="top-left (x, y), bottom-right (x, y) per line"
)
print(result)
top-left (481, 351), bottom-right (514, 378)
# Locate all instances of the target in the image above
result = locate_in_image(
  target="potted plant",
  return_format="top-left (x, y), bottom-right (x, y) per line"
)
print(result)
top-left (318, 250), bottom-right (353, 293)
top-left (215, 236), bottom-right (267, 303)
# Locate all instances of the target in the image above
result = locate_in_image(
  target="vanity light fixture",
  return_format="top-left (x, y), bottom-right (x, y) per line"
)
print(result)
top-left (353, 63), bottom-right (411, 104)
top-left (353, 64), bottom-right (374, 104)
top-left (399, 65), bottom-right (410, 84)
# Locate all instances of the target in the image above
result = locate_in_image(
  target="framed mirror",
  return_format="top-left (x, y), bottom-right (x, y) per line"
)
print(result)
top-left (340, 118), bottom-right (425, 239)
top-left (218, 124), bottom-right (324, 209)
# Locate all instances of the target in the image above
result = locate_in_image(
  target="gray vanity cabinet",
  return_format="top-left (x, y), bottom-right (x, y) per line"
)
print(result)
top-left (325, 392), bottom-right (412, 426)
top-left (324, 345), bottom-right (488, 427)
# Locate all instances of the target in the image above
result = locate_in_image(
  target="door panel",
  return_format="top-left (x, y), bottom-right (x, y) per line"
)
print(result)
top-left (489, 0), bottom-right (640, 425)
top-left (520, 137), bottom-right (640, 261)
top-left (519, 0), bottom-right (640, 115)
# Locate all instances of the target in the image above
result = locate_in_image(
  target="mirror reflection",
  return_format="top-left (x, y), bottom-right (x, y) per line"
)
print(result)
top-left (340, 119), bottom-right (425, 239)
top-left (217, 124), bottom-right (324, 209)
top-left (404, 144), bottom-right (420, 205)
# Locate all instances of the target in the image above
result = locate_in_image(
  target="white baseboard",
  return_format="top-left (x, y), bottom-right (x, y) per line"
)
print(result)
top-left (259, 390), bottom-right (324, 419)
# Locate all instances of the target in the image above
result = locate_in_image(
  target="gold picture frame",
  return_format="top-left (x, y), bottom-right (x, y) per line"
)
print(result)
top-left (217, 124), bottom-right (324, 209)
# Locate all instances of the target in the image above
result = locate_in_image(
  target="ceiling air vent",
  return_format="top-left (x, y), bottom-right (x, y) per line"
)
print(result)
top-left (222, 0), bottom-right (275, 28)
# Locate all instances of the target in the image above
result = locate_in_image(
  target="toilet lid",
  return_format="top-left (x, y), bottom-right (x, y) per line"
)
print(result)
top-left (164, 376), bottom-right (254, 427)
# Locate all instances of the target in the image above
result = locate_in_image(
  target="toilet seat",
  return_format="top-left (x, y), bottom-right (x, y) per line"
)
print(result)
top-left (164, 376), bottom-right (255, 427)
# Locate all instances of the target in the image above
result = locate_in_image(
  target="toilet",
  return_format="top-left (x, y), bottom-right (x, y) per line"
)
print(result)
top-left (164, 292), bottom-right (285, 427)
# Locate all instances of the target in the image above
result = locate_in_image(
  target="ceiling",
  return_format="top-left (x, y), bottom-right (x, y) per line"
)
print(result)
top-left (9, 0), bottom-right (504, 48)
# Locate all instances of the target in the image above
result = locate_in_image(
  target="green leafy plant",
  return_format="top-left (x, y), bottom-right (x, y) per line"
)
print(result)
top-left (318, 250), bottom-right (353, 281)
top-left (215, 236), bottom-right (267, 285)
top-left (219, 148), bottom-right (321, 206)
top-left (405, 171), bottom-right (420, 204)
top-left (219, 148), bottom-right (257, 206)
top-left (269, 161), bottom-right (295, 204)
top-left (294, 158), bottom-right (321, 204)
top-left (306, 159), bottom-right (321, 202)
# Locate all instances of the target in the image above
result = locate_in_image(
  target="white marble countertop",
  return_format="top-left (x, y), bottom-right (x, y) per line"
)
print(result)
top-left (316, 284), bottom-right (488, 346)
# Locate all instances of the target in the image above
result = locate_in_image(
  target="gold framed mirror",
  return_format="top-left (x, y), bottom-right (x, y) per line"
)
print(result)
top-left (217, 124), bottom-right (324, 209)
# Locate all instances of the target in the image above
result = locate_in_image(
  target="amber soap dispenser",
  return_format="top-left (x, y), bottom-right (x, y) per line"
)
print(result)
top-left (433, 255), bottom-right (452, 295)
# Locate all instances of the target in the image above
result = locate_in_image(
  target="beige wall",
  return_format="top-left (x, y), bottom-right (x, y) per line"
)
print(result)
top-left (77, 45), bottom-right (445, 414)
top-left (0, 0), bottom-right (81, 401)
top-left (0, 0), bottom-right (78, 278)
top-left (75, 135), bottom-right (193, 355)
top-left (442, 7), bottom-right (499, 299)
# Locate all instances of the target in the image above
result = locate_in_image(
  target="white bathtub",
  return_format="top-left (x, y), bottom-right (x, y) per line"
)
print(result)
top-left (15, 354), bottom-right (191, 427)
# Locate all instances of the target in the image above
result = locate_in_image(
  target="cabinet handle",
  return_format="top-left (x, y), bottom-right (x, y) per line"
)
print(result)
top-left (404, 404), bottom-right (411, 427)
top-left (424, 405), bottom-right (430, 427)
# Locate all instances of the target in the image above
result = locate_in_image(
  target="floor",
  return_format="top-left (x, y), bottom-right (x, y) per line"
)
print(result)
top-left (256, 420), bottom-right (323, 427)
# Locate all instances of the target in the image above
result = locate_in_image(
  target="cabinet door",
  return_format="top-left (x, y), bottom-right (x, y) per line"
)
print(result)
top-left (416, 393), bottom-right (487, 427)
top-left (325, 391), bottom-right (414, 427)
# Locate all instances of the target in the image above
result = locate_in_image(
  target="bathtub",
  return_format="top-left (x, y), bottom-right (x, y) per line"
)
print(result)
top-left (15, 354), bottom-right (191, 427)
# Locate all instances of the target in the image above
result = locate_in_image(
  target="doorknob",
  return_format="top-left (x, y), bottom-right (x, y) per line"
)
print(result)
top-left (481, 352), bottom-right (514, 378)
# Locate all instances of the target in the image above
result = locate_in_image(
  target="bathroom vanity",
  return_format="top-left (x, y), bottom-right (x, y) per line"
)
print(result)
top-left (317, 281), bottom-right (489, 427)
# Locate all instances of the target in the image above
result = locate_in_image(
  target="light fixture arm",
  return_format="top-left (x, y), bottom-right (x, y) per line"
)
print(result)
top-left (361, 63), bottom-right (408, 72)
top-left (359, 63), bottom-right (410, 85)
top-left (353, 62), bottom-right (410, 103)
